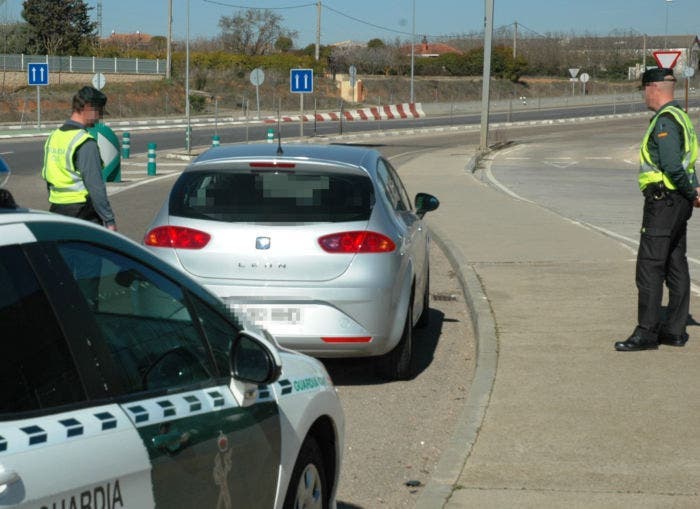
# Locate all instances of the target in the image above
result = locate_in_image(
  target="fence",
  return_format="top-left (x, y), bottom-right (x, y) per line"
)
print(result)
top-left (0, 54), bottom-right (166, 75)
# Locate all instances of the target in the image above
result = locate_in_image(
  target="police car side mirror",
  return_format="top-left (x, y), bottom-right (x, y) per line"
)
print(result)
top-left (231, 333), bottom-right (281, 385)
top-left (415, 192), bottom-right (439, 219)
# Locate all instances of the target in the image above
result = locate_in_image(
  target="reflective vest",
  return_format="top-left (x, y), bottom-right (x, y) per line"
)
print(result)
top-left (638, 104), bottom-right (698, 191)
top-left (42, 128), bottom-right (95, 204)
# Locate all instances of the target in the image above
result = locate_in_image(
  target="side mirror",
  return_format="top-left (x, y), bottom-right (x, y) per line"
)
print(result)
top-left (231, 333), bottom-right (281, 385)
top-left (414, 192), bottom-right (440, 219)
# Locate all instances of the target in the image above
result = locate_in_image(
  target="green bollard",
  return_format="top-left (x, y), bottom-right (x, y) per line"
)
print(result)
top-left (212, 134), bottom-right (220, 147)
top-left (121, 132), bottom-right (131, 159)
top-left (266, 128), bottom-right (274, 143)
top-left (147, 142), bottom-right (157, 176)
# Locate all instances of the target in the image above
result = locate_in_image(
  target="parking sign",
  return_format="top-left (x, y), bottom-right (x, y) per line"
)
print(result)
top-left (290, 68), bottom-right (313, 93)
top-left (28, 63), bottom-right (49, 86)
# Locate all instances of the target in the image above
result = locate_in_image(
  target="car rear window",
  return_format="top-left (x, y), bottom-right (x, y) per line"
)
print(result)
top-left (170, 170), bottom-right (374, 223)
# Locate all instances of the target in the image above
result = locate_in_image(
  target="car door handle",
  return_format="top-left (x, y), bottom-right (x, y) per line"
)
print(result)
top-left (0, 470), bottom-right (20, 489)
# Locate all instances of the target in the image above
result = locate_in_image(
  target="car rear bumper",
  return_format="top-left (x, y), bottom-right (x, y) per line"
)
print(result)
top-left (207, 283), bottom-right (400, 357)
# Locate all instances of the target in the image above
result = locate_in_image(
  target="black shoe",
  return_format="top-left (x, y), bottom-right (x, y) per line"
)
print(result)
top-left (614, 331), bottom-right (659, 351)
top-left (658, 330), bottom-right (688, 347)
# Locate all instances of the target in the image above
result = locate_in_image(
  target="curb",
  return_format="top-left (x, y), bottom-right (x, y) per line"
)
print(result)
top-left (414, 158), bottom-right (499, 509)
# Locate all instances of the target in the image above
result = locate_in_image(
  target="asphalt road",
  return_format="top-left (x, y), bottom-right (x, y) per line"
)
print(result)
top-left (480, 116), bottom-right (700, 287)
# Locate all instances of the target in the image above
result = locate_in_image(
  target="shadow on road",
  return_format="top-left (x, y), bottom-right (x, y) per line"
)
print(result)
top-left (322, 308), bottom-right (445, 386)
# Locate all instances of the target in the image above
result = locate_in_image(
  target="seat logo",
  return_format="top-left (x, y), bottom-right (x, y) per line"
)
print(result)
top-left (256, 237), bottom-right (271, 250)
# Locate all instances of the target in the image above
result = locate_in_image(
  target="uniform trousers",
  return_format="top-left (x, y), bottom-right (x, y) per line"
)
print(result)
top-left (636, 189), bottom-right (693, 338)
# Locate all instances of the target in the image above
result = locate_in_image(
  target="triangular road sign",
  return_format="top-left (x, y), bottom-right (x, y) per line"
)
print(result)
top-left (652, 50), bottom-right (682, 69)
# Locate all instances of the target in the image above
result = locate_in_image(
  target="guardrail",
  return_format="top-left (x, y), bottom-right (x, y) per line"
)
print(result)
top-left (0, 54), bottom-right (165, 75)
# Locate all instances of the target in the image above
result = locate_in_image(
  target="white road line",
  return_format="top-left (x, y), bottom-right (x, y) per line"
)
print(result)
top-left (585, 156), bottom-right (612, 160)
top-left (107, 172), bottom-right (181, 196)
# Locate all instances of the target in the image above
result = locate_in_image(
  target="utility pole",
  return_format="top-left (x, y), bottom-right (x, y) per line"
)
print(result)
top-left (166, 0), bottom-right (172, 79)
top-left (479, 0), bottom-right (494, 153)
top-left (96, 1), bottom-right (103, 39)
top-left (315, 1), bottom-right (321, 61)
top-left (513, 20), bottom-right (517, 59)
top-left (410, 0), bottom-right (415, 103)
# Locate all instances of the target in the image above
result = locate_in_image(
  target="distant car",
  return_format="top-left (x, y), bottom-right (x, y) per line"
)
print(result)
top-left (0, 196), bottom-right (343, 509)
top-left (143, 143), bottom-right (439, 380)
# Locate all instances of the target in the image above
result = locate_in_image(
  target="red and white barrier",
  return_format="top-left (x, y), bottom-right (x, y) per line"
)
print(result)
top-left (264, 103), bottom-right (425, 123)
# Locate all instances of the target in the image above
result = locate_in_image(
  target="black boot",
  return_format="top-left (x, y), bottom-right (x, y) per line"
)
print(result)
top-left (658, 330), bottom-right (688, 347)
top-left (614, 330), bottom-right (658, 351)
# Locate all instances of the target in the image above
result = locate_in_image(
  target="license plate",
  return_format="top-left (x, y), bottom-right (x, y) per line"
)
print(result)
top-left (227, 302), bottom-right (302, 328)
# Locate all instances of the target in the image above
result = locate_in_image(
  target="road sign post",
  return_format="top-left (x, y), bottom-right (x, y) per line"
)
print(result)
top-left (28, 63), bottom-right (49, 127)
top-left (290, 69), bottom-right (313, 138)
top-left (249, 67), bottom-right (265, 119)
top-left (568, 68), bottom-right (579, 96)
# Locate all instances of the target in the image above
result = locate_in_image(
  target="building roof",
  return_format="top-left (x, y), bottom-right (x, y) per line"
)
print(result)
top-left (401, 37), bottom-right (463, 57)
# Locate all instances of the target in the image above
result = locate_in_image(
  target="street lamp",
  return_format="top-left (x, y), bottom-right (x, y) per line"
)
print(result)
top-left (664, 0), bottom-right (673, 49)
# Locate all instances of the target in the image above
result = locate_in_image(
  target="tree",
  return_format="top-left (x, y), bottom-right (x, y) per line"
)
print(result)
top-left (274, 36), bottom-right (293, 53)
top-left (218, 9), bottom-right (297, 56)
top-left (22, 0), bottom-right (97, 55)
top-left (367, 38), bottom-right (385, 49)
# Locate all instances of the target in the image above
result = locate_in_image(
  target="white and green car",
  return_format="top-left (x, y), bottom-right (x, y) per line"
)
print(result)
top-left (0, 201), bottom-right (344, 509)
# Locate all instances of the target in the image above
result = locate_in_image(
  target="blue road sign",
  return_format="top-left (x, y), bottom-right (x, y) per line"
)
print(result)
top-left (290, 68), bottom-right (313, 93)
top-left (28, 63), bottom-right (49, 85)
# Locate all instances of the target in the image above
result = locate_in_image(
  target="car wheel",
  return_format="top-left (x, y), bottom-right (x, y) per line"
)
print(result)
top-left (377, 297), bottom-right (414, 380)
top-left (284, 436), bottom-right (328, 509)
top-left (415, 269), bottom-right (430, 329)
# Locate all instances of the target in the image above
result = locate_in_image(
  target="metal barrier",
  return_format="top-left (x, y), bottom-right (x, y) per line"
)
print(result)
top-left (1, 54), bottom-right (166, 75)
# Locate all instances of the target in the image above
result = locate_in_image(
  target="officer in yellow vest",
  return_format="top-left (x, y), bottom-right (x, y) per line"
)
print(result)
top-left (615, 68), bottom-right (700, 351)
top-left (42, 86), bottom-right (117, 231)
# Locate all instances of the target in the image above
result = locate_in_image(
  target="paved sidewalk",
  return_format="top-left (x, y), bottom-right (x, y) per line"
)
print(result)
top-left (401, 147), bottom-right (700, 508)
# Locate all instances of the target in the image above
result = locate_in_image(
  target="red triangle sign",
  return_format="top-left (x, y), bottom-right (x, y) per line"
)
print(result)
top-left (652, 50), bottom-right (682, 69)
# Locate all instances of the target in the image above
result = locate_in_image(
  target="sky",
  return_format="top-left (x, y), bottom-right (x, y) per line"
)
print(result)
top-left (2, 0), bottom-right (699, 48)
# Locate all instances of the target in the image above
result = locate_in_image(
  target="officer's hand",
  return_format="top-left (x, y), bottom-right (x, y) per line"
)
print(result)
top-left (106, 223), bottom-right (118, 232)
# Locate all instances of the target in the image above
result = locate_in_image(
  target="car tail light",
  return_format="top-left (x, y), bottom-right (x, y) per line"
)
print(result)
top-left (318, 231), bottom-right (396, 254)
top-left (144, 226), bottom-right (211, 249)
top-left (322, 336), bottom-right (372, 343)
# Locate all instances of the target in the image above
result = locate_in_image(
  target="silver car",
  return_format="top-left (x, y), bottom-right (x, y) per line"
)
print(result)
top-left (144, 143), bottom-right (439, 380)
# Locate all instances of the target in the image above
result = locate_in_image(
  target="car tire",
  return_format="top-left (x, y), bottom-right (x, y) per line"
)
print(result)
top-left (377, 297), bottom-right (414, 381)
top-left (415, 269), bottom-right (430, 329)
top-left (283, 436), bottom-right (328, 509)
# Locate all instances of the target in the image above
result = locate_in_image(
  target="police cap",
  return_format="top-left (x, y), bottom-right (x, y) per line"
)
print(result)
top-left (641, 67), bottom-right (676, 85)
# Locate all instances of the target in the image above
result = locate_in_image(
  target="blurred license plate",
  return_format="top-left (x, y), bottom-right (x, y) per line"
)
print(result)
top-left (227, 303), bottom-right (302, 327)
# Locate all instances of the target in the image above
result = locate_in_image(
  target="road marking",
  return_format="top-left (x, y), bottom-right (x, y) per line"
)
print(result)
top-left (585, 156), bottom-right (612, 160)
top-left (505, 157), bottom-right (530, 160)
top-left (544, 161), bottom-right (578, 168)
top-left (107, 172), bottom-right (181, 196)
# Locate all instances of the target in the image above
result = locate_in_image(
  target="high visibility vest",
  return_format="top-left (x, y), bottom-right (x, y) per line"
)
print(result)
top-left (42, 128), bottom-right (95, 204)
top-left (638, 104), bottom-right (698, 191)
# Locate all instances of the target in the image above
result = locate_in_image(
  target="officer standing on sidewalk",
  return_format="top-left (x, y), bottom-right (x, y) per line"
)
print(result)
top-left (615, 68), bottom-right (700, 351)
top-left (42, 86), bottom-right (117, 231)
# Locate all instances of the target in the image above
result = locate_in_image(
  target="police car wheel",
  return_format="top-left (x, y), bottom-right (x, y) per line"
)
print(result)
top-left (284, 436), bottom-right (328, 509)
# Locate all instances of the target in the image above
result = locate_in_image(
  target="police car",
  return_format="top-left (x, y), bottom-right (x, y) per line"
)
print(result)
top-left (0, 176), bottom-right (344, 508)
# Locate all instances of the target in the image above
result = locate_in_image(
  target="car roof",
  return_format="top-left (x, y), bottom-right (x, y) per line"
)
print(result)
top-left (191, 143), bottom-right (380, 170)
top-left (0, 208), bottom-right (229, 313)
